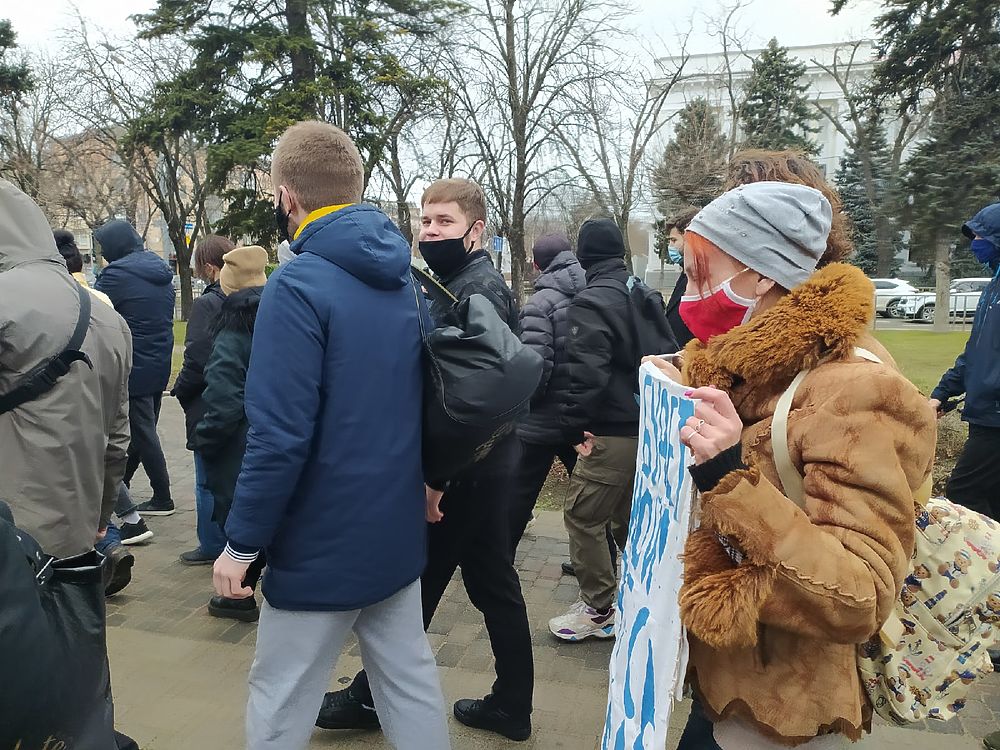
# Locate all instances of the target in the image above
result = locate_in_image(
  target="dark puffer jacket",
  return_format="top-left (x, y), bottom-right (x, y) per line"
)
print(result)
top-left (428, 250), bottom-right (520, 333)
top-left (560, 257), bottom-right (641, 445)
top-left (517, 250), bottom-right (586, 444)
top-left (172, 281), bottom-right (227, 446)
top-left (94, 221), bottom-right (174, 397)
top-left (191, 287), bottom-right (263, 522)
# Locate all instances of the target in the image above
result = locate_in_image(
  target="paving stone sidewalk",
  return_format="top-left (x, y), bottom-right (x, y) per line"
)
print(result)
top-left (107, 398), bottom-right (995, 749)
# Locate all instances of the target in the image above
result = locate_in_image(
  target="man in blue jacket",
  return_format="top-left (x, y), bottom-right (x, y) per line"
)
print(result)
top-left (211, 121), bottom-right (448, 750)
top-left (931, 202), bottom-right (1000, 519)
top-left (94, 219), bottom-right (175, 516)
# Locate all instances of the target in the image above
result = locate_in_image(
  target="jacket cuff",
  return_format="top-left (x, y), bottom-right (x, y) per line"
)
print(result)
top-left (224, 541), bottom-right (260, 563)
top-left (688, 444), bottom-right (747, 493)
top-left (930, 386), bottom-right (954, 402)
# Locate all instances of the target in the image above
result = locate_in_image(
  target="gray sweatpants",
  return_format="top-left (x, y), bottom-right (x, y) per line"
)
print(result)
top-left (246, 580), bottom-right (450, 750)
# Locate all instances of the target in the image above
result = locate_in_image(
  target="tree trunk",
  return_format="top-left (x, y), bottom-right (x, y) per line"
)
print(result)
top-left (168, 219), bottom-right (194, 320)
top-left (933, 236), bottom-right (951, 333)
top-left (285, 0), bottom-right (318, 116)
top-left (618, 213), bottom-right (634, 274)
top-left (874, 212), bottom-right (896, 276)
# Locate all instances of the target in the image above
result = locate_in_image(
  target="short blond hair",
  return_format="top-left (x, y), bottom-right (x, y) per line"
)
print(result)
top-left (271, 121), bottom-right (364, 211)
top-left (421, 178), bottom-right (487, 225)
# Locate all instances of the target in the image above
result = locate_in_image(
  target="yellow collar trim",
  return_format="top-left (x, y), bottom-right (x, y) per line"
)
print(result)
top-left (293, 203), bottom-right (355, 240)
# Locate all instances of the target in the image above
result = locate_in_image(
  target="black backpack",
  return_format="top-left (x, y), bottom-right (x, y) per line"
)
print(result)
top-left (592, 275), bottom-right (680, 362)
top-left (411, 267), bottom-right (543, 485)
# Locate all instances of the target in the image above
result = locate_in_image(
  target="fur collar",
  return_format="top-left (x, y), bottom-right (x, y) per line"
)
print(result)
top-left (683, 263), bottom-right (874, 394)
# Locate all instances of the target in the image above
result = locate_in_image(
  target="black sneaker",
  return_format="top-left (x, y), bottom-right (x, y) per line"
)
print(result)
top-left (454, 696), bottom-right (531, 741)
top-left (135, 499), bottom-right (175, 516)
top-left (561, 561), bottom-right (576, 577)
top-left (180, 548), bottom-right (216, 565)
top-left (208, 595), bottom-right (259, 622)
top-left (104, 545), bottom-right (135, 597)
top-left (119, 519), bottom-right (153, 545)
top-left (316, 686), bottom-right (381, 730)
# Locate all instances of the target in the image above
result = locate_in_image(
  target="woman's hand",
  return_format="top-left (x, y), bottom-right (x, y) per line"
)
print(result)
top-left (680, 387), bottom-right (743, 464)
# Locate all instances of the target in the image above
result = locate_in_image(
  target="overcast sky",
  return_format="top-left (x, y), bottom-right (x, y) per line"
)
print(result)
top-left (8, 0), bottom-right (880, 56)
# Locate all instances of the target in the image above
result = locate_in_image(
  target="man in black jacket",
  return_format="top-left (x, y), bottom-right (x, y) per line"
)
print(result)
top-left (509, 234), bottom-right (585, 547)
top-left (318, 178), bottom-right (534, 741)
top-left (172, 235), bottom-right (234, 564)
top-left (662, 206), bottom-right (699, 347)
top-left (549, 218), bottom-right (640, 643)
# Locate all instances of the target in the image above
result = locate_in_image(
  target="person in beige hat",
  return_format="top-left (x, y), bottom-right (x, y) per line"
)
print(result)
top-left (219, 245), bottom-right (268, 296)
top-left (191, 244), bottom-right (269, 621)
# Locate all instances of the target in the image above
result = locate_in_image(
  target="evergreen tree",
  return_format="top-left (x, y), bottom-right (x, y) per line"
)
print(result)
top-left (652, 98), bottom-right (727, 222)
top-left (0, 20), bottom-right (32, 104)
top-left (136, 0), bottom-right (448, 241)
top-left (834, 116), bottom-right (899, 276)
top-left (898, 47), bottom-right (1000, 270)
top-left (740, 38), bottom-right (819, 154)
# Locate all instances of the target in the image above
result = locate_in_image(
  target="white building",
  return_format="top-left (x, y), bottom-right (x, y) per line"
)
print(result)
top-left (649, 40), bottom-right (930, 275)
top-left (652, 40), bottom-right (927, 178)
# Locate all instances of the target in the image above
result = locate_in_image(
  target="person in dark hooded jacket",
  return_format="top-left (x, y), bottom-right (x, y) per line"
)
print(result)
top-left (94, 219), bottom-right (176, 516)
top-left (172, 234), bottom-right (234, 564)
top-left (192, 245), bottom-right (268, 621)
top-left (931, 202), bottom-right (1000, 520)
top-left (509, 234), bottom-right (585, 547)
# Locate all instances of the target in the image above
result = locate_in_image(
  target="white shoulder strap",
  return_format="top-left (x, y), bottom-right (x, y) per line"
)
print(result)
top-left (771, 347), bottom-right (883, 509)
top-left (772, 370), bottom-right (808, 507)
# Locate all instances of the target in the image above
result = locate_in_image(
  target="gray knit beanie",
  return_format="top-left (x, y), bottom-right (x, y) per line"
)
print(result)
top-left (687, 181), bottom-right (832, 290)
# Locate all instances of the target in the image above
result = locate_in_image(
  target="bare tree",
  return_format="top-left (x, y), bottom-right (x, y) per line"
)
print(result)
top-left (556, 50), bottom-right (688, 271)
top-left (704, 0), bottom-right (755, 159)
top-left (0, 54), bottom-right (66, 202)
top-left (446, 0), bottom-right (621, 299)
top-left (61, 18), bottom-right (214, 317)
top-left (811, 41), bottom-right (932, 275)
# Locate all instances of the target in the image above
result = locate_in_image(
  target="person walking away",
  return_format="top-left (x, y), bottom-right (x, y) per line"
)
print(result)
top-left (319, 178), bottom-right (534, 742)
top-left (548, 218), bottom-right (645, 642)
top-left (930, 203), bottom-right (1000, 520)
top-left (192, 245), bottom-right (268, 621)
top-left (662, 207), bottom-right (699, 347)
top-left (211, 122), bottom-right (449, 750)
top-left (54, 230), bottom-right (148, 591)
top-left (172, 234), bottom-right (235, 564)
top-left (94, 219), bottom-right (176, 516)
top-left (509, 234), bottom-right (586, 548)
top-left (646, 182), bottom-right (935, 748)
top-left (0, 179), bottom-right (138, 747)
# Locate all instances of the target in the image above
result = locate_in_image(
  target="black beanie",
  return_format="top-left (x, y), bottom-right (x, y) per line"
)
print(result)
top-left (576, 219), bottom-right (625, 269)
top-left (532, 234), bottom-right (572, 270)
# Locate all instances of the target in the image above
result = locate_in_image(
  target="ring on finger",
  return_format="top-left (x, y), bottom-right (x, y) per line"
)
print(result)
top-left (693, 419), bottom-right (706, 434)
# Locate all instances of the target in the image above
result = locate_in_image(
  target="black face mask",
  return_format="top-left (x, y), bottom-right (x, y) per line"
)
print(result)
top-left (275, 189), bottom-right (292, 243)
top-left (419, 225), bottom-right (474, 278)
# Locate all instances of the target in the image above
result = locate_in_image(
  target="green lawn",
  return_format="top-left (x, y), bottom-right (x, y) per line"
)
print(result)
top-left (872, 330), bottom-right (968, 394)
top-left (171, 321), bottom-right (186, 386)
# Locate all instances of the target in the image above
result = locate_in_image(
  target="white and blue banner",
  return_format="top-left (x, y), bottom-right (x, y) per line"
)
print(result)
top-left (602, 361), bottom-right (698, 750)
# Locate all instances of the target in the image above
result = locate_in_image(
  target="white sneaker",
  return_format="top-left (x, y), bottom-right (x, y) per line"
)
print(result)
top-left (548, 599), bottom-right (615, 641)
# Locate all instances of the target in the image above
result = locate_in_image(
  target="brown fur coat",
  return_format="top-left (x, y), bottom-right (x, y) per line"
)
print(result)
top-left (679, 263), bottom-right (936, 745)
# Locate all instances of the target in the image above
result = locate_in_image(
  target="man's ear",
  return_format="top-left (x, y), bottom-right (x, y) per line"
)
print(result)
top-left (468, 219), bottom-right (486, 248)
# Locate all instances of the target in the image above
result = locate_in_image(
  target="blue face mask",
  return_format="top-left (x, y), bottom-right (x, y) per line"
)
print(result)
top-left (971, 238), bottom-right (999, 265)
top-left (668, 248), bottom-right (683, 265)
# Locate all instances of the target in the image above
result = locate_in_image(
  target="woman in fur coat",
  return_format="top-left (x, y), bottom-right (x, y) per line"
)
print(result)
top-left (655, 182), bottom-right (936, 748)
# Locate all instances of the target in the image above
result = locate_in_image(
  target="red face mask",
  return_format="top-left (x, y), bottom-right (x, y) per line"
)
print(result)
top-left (678, 271), bottom-right (757, 343)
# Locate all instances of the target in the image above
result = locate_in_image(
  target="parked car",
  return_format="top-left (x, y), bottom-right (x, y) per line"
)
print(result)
top-left (873, 278), bottom-right (918, 318)
top-left (899, 278), bottom-right (992, 323)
